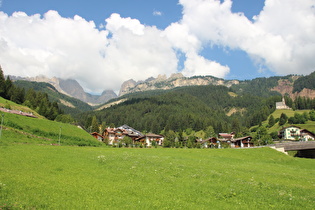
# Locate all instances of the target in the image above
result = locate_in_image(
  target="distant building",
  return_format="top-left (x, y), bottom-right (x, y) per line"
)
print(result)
top-left (279, 126), bottom-right (315, 141)
top-left (276, 97), bottom-right (290, 110)
top-left (91, 132), bottom-right (104, 142)
top-left (102, 124), bottom-right (163, 146)
top-left (137, 133), bottom-right (164, 146)
top-left (218, 133), bottom-right (253, 148)
top-left (102, 125), bottom-right (143, 145)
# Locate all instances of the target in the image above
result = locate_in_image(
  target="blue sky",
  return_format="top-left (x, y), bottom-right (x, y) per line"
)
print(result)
top-left (0, 0), bottom-right (314, 93)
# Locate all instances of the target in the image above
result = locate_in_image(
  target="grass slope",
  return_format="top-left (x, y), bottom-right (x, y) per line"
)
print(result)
top-left (267, 109), bottom-right (315, 133)
top-left (0, 145), bottom-right (314, 209)
top-left (0, 98), bottom-right (101, 147)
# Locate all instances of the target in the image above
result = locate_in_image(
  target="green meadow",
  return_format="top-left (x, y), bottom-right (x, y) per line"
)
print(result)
top-left (0, 98), bottom-right (314, 209)
top-left (0, 145), bottom-right (314, 209)
top-left (0, 100), bottom-right (101, 147)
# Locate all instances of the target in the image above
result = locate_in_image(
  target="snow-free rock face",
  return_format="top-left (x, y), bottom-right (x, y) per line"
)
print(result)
top-left (271, 76), bottom-right (315, 99)
top-left (118, 74), bottom-right (239, 96)
top-left (118, 79), bottom-right (137, 96)
top-left (12, 75), bottom-right (117, 105)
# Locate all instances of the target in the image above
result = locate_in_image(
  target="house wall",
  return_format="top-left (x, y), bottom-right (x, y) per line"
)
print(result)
top-left (283, 127), bottom-right (301, 140)
top-left (302, 134), bottom-right (314, 141)
top-left (145, 137), bottom-right (163, 146)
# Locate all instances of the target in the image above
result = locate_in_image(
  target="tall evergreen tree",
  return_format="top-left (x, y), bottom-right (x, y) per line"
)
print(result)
top-left (268, 115), bottom-right (275, 127)
top-left (279, 113), bottom-right (288, 126)
top-left (0, 66), bottom-right (6, 97)
top-left (4, 76), bottom-right (13, 99)
top-left (91, 116), bottom-right (99, 133)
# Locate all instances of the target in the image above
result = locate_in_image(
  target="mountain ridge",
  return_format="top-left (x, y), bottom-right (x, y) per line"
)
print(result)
top-left (10, 75), bottom-right (117, 105)
top-left (9, 72), bottom-right (315, 107)
top-left (119, 73), bottom-right (240, 96)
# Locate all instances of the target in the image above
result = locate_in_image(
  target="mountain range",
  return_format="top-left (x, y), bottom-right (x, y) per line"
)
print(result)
top-left (8, 71), bottom-right (315, 134)
top-left (10, 75), bottom-right (117, 105)
top-left (10, 71), bottom-right (315, 107)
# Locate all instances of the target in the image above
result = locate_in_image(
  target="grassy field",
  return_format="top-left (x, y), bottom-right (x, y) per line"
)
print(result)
top-left (0, 145), bottom-right (314, 209)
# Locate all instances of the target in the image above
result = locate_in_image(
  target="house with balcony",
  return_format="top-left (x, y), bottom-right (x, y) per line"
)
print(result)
top-left (218, 132), bottom-right (253, 148)
top-left (102, 125), bottom-right (144, 145)
top-left (137, 133), bottom-right (164, 146)
top-left (279, 126), bottom-right (315, 141)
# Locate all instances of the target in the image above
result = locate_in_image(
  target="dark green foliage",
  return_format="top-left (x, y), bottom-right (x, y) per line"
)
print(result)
top-left (0, 68), bottom-right (64, 120)
top-left (0, 66), bottom-right (6, 97)
top-left (294, 96), bottom-right (315, 110)
top-left (279, 113), bottom-right (288, 126)
top-left (269, 131), bottom-right (279, 140)
top-left (293, 71), bottom-right (315, 92)
top-left (14, 80), bottom-right (93, 115)
top-left (80, 85), bottom-right (280, 134)
top-left (90, 116), bottom-right (99, 133)
top-left (230, 76), bottom-right (287, 97)
top-left (268, 115), bottom-right (275, 127)
top-left (122, 136), bottom-right (132, 147)
top-left (309, 110), bottom-right (315, 121)
top-left (288, 113), bottom-right (307, 124)
top-left (163, 130), bottom-right (177, 148)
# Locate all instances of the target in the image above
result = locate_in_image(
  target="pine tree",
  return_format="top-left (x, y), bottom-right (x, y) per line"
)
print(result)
top-left (268, 115), bottom-right (275, 127)
top-left (4, 76), bottom-right (13, 99)
top-left (0, 66), bottom-right (6, 98)
top-left (279, 113), bottom-right (288, 126)
top-left (91, 116), bottom-right (99, 133)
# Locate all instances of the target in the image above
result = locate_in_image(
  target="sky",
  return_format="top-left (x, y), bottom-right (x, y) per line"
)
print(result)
top-left (0, 0), bottom-right (314, 94)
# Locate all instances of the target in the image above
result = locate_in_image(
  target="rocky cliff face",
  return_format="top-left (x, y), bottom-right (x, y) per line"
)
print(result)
top-left (271, 76), bottom-right (315, 99)
top-left (118, 79), bottom-right (137, 96)
top-left (12, 75), bottom-right (117, 105)
top-left (118, 73), bottom-right (239, 96)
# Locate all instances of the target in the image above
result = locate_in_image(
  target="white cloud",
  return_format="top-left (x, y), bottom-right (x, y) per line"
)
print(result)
top-left (0, 11), bottom-right (178, 93)
top-left (102, 14), bottom-right (178, 89)
top-left (106, 13), bottom-right (145, 35)
top-left (177, 0), bottom-right (315, 76)
top-left (182, 52), bottom-right (230, 78)
top-left (153, 10), bottom-right (162, 16)
top-left (0, 10), bottom-right (110, 92)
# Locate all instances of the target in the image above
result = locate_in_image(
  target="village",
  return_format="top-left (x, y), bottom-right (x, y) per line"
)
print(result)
top-left (90, 98), bottom-right (315, 148)
top-left (91, 124), bottom-right (315, 148)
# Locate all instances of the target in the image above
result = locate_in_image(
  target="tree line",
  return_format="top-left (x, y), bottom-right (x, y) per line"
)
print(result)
top-left (79, 85), bottom-right (281, 137)
top-left (0, 66), bottom-right (63, 120)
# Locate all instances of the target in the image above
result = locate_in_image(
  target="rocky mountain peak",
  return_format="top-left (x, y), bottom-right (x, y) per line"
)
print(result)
top-left (118, 74), bottom-right (240, 96)
top-left (118, 79), bottom-right (137, 96)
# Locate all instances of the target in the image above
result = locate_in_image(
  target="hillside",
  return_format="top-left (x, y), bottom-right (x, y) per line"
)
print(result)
top-left (0, 97), bottom-right (101, 147)
top-left (10, 75), bottom-right (117, 105)
top-left (81, 85), bottom-right (280, 134)
top-left (13, 80), bottom-right (93, 115)
top-left (263, 109), bottom-right (315, 134)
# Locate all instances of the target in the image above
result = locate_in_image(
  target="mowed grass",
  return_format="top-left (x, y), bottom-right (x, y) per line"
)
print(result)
top-left (0, 145), bottom-right (314, 209)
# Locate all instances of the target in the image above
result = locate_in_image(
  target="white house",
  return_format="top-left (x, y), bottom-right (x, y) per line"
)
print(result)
top-left (279, 126), bottom-right (315, 141)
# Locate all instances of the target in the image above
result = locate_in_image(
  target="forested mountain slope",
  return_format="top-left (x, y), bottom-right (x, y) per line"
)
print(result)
top-left (80, 85), bottom-right (281, 134)
top-left (14, 80), bottom-right (93, 115)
